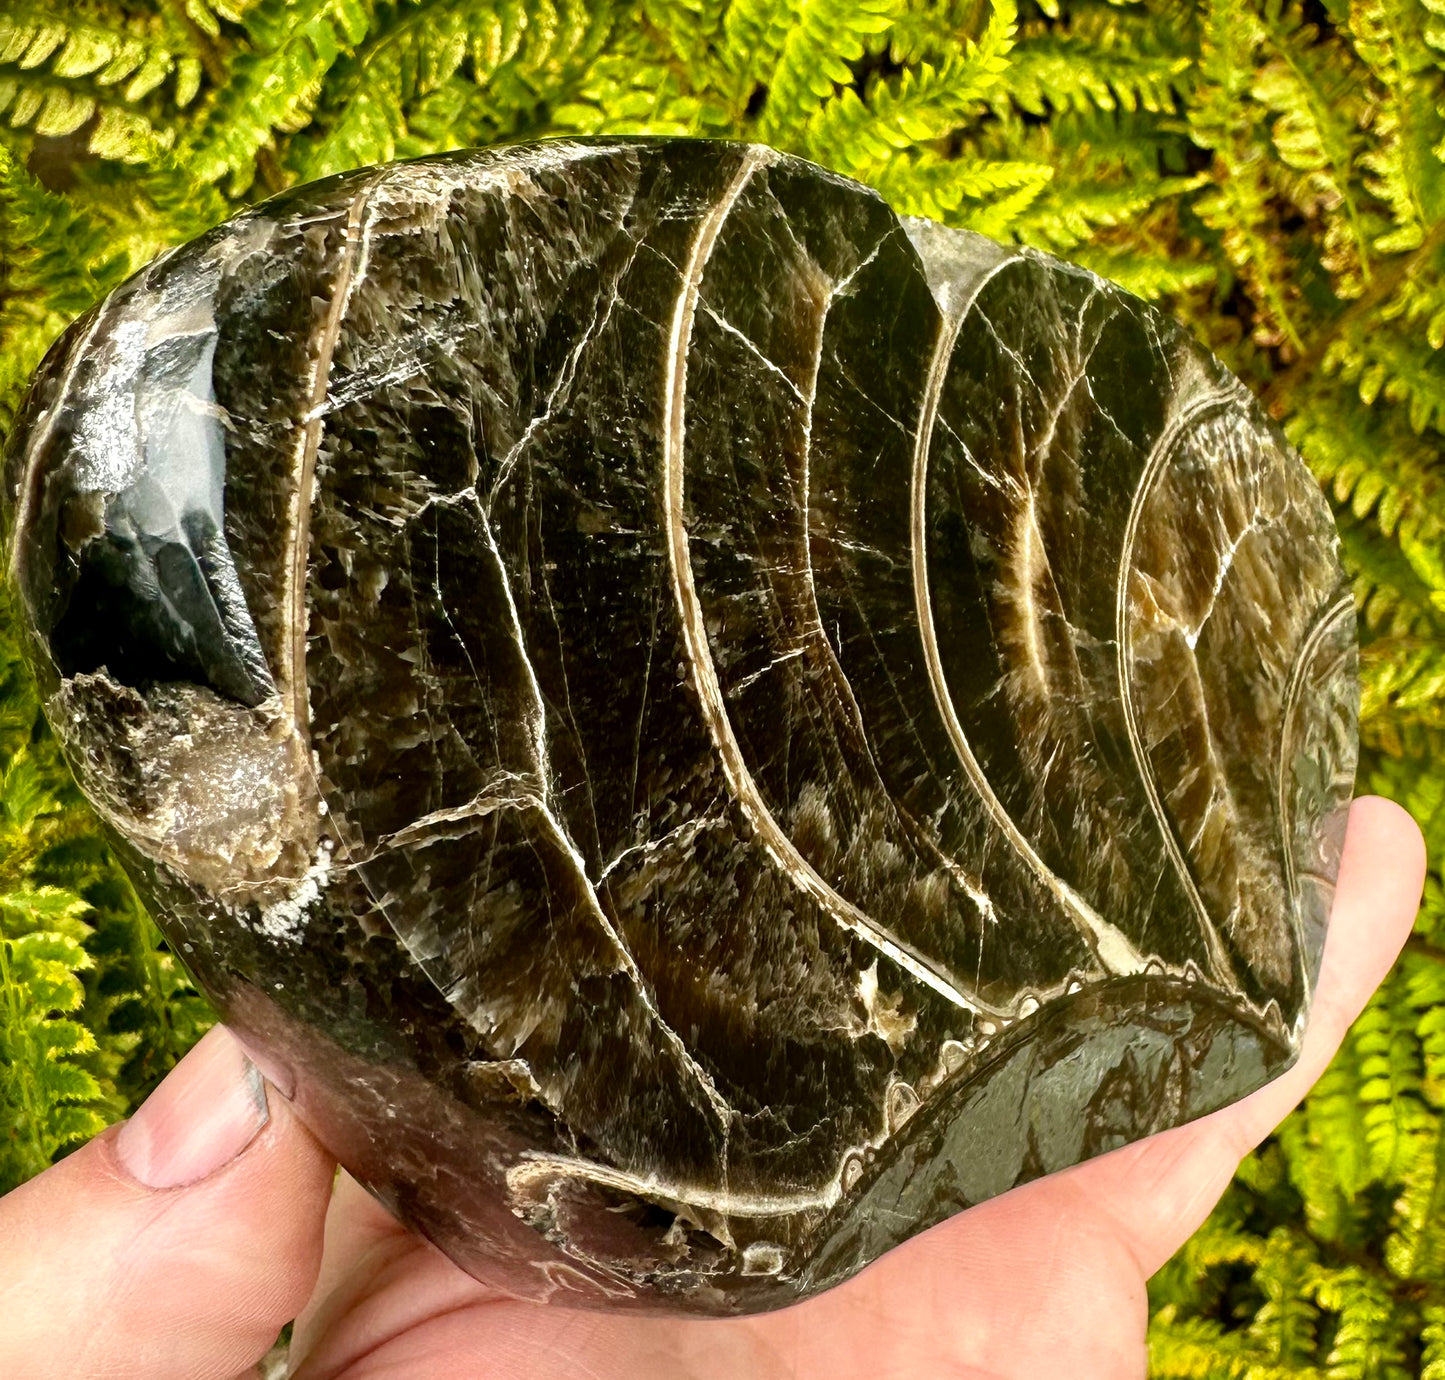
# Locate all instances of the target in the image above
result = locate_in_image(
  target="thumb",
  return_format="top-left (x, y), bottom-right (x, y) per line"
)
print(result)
top-left (0, 1025), bottom-right (336, 1380)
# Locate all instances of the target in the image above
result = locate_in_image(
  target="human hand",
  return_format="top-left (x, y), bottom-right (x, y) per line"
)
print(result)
top-left (0, 796), bottom-right (1425, 1380)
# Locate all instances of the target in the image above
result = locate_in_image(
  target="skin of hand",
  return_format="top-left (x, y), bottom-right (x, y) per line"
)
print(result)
top-left (0, 796), bottom-right (1425, 1380)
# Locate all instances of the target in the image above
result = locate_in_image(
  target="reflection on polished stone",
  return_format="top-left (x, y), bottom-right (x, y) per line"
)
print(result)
top-left (2, 139), bottom-right (1357, 1315)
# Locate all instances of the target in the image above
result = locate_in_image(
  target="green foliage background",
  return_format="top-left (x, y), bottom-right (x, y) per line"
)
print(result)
top-left (0, 0), bottom-right (1440, 1367)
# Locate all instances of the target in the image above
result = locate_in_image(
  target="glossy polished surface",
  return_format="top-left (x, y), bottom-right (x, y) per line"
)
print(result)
top-left (3, 138), bottom-right (1357, 1315)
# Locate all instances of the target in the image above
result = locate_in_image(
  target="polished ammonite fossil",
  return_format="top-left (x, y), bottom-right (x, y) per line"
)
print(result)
top-left (3, 137), bottom-right (1357, 1315)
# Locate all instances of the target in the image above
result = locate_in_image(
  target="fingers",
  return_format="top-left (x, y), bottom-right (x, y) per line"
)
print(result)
top-left (0, 1025), bottom-right (337, 1380)
top-left (288, 1172), bottom-right (490, 1380)
top-left (989, 793), bottom-right (1428, 1280)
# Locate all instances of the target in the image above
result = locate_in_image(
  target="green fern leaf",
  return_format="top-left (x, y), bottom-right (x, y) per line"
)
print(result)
top-left (187, 0), bottom-right (377, 189)
top-left (0, 888), bottom-right (107, 1185)
top-left (1311, 1264), bottom-right (1411, 1379)
top-left (756, 0), bottom-right (902, 144)
top-left (1008, 15), bottom-right (1191, 117)
top-left (805, 0), bottom-right (1013, 172)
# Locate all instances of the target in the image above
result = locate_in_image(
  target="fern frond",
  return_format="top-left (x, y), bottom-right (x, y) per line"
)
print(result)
top-left (186, 0), bottom-right (376, 189)
top-left (1253, 0), bottom-right (1373, 293)
top-left (1272, 1115), bottom-right (1361, 1249)
top-left (0, 8), bottom-right (202, 163)
top-left (0, 887), bottom-right (106, 1185)
top-left (1356, 977), bottom-right (1426, 1180)
top-left (1310, 1264), bottom-right (1411, 1379)
top-left (1334, 327), bottom-right (1445, 433)
top-left (1017, 148), bottom-right (1204, 253)
top-left (1381, 1076), bottom-right (1445, 1281)
top-left (642, 0), bottom-right (728, 67)
top-left (553, 48), bottom-right (725, 134)
top-left (1246, 1226), bottom-right (1322, 1365)
top-left (0, 145), bottom-right (128, 435)
top-left (805, 0), bottom-right (1013, 174)
top-left (1337, 514), bottom-right (1444, 637)
top-left (718, 0), bottom-right (795, 110)
top-left (1424, 1302), bottom-right (1445, 1380)
top-left (297, 0), bottom-right (527, 177)
top-left (1188, 0), bottom-right (1314, 348)
top-left (1358, 636), bottom-right (1445, 755)
top-left (1066, 247), bottom-right (1215, 300)
top-left (1007, 12), bottom-right (1191, 117)
top-left (1350, 0), bottom-right (1445, 242)
top-left (1305, 1012), bottom-right (1389, 1196)
top-left (859, 141), bottom-right (1051, 228)
top-left (756, 0), bottom-right (902, 144)
top-left (1148, 1304), bottom-right (1293, 1379)
top-left (885, 0), bottom-right (990, 63)
top-left (0, 73), bottom-right (170, 162)
top-left (1284, 391), bottom-right (1445, 605)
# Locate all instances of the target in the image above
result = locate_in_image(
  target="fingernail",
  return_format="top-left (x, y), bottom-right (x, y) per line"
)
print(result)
top-left (115, 1026), bottom-right (270, 1189)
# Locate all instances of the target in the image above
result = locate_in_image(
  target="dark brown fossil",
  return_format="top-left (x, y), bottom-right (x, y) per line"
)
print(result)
top-left (2, 137), bottom-right (1357, 1315)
